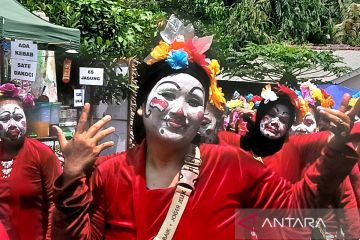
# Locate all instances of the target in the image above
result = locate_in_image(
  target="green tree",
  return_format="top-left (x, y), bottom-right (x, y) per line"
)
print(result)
top-left (334, 3), bottom-right (360, 45)
top-left (225, 43), bottom-right (351, 88)
top-left (19, 0), bottom-right (166, 104)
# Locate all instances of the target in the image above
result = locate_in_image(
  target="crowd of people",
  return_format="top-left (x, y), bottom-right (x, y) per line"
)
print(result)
top-left (0, 15), bottom-right (360, 239)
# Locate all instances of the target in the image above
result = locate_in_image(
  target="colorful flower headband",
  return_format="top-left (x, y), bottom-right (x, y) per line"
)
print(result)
top-left (261, 84), bottom-right (308, 122)
top-left (298, 82), bottom-right (334, 109)
top-left (0, 83), bottom-right (35, 107)
top-left (144, 15), bottom-right (226, 111)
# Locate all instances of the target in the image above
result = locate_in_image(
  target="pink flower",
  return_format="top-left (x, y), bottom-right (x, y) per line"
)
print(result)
top-left (23, 93), bottom-right (35, 106)
top-left (0, 83), bottom-right (21, 97)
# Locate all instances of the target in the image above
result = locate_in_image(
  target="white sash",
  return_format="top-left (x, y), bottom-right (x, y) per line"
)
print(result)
top-left (154, 145), bottom-right (201, 240)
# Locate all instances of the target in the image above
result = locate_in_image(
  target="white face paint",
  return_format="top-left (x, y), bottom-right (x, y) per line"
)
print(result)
top-left (290, 111), bottom-right (317, 135)
top-left (0, 103), bottom-right (27, 141)
top-left (199, 104), bottom-right (219, 144)
top-left (143, 73), bottom-right (205, 144)
top-left (259, 104), bottom-right (290, 139)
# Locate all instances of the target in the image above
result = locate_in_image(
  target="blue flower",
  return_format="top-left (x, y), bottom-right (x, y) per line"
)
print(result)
top-left (353, 91), bottom-right (360, 98)
top-left (295, 90), bottom-right (302, 97)
top-left (245, 93), bottom-right (253, 101)
top-left (166, 49), bottom-right (189, 70)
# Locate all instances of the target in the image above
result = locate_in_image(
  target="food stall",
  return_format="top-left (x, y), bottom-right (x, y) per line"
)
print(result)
top-left (0, 0), bottom-right (80, 149)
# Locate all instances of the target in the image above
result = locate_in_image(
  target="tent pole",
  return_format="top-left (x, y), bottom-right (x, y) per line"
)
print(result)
top-left (0, 39), bottom-right (4, 84)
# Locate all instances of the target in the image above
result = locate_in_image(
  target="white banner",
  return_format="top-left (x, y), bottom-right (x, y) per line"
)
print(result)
top-left (11, 40), bottom-right (38, 61)
top-left (79, 67), bottom-right (104, 86)
top-left (74, 89), bottom-right (85, 107)
top-left (10, 59), bottom-right (37, 82)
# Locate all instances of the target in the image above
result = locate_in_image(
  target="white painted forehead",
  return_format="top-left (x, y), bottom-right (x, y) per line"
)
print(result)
top-left (0, 103), bottom-right (25, 111)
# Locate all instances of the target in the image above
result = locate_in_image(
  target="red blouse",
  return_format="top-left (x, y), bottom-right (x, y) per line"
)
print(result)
top-left (53, 141), bottom-right (358, 239)
top-left (0, 137), bottom-right (62, 240)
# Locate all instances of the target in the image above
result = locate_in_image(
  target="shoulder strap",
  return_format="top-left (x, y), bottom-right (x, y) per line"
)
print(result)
top-left (154, 145), bottom-right (201, 240)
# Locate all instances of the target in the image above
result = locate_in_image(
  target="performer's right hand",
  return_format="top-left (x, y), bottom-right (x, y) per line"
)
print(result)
top-left (53, 103), bottom-right (115, 181)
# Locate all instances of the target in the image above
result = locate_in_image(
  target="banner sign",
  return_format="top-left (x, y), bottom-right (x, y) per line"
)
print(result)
top-left (11, 40), bottom-right (38, 61)
top-left (10, 58), bottom-right (37, 82)
top-left (10, 39), bottom-right (38, 82)
top-left (79, 67), bottom-right (104, 86)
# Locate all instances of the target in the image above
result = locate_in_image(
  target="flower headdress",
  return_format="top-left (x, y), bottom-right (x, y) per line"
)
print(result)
top-left (144, 15), bottom-right (226, 111)
top-left (298, 82), bottom-right (334, 109)
top-left (0, 83), bottom-right (35, 107)
top-left (261, 84), bottom-right (308, 122)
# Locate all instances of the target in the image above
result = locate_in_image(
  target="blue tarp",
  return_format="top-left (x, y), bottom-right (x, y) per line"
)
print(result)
top-left (318, 84), bottom-right (357, 109)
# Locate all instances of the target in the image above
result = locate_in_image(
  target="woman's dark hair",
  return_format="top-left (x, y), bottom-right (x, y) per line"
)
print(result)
top-left (133, 60), bottom-right (211, 144)
top-left (240, 93), bottom-right (296, 157)
top-left (0, 96), bottom-right (23, 107)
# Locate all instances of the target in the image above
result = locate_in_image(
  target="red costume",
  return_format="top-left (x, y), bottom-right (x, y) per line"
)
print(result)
top-left (0, 222), bottom-right (9, 240)
top-left (0, 137), bottom-right (62, 240)
top-left (53, 141), bottom-right (358, 239)
top-left (218, 130), bottom-right (360, 237)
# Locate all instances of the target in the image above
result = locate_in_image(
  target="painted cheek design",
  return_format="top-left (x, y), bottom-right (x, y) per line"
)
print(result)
top-left (21, 121), bottom-right (26, 128)
top-left (149, 97), bottom-right (169, 112)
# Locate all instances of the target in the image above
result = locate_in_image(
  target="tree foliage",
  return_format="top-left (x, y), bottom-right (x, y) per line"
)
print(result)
top-left (225, 43), bottom-right (351, 88)
top-left (334, 3), bottom-right (360, 45)
top-left (19, 0), bottom-right (166, 104)
top-left (18, 0), bottom-right (357, 98)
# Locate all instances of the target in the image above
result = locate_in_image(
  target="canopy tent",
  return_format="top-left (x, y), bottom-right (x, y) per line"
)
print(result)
top-left (0, 0), bottom-right (80, 50)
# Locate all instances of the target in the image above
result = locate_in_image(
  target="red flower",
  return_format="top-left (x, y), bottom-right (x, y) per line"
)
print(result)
top-left (0, 83), bottom-right (21, 97)
top-left (252, 95), bottom-right (262, 103)
top-left (277, 84), bottom-right (298, 101)
top-left (320, 88), bottom-right (330, 98)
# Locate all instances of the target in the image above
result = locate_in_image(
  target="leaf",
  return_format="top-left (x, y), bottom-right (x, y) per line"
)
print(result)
top-left (132, 23), bottom-right (143, 32)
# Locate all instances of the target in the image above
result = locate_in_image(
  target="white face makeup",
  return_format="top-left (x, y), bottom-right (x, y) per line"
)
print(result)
top-left (0, 103), bottom-right (27, 141)
top-left (259, 103), bottom-right (290, 139)
top-left (199, 104), bottom-right (218, 144)
top-left (290, 111), bottom-right (317, 135)
top-left (143, 73), bottom-right (205, 144)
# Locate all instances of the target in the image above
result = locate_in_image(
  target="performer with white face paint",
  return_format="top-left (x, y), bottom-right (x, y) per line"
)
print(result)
top-left (198, 103), bottom-right (224, 144)
top-left (52, 15), bottom-right (360, 240)
top-left (259, 103), bottom-right (291, 139)
top-left (0, 83), bottom-right (61, 240)
top-left (290, 107), bottom-right (318, 135)
top-left (240, 85), bottom-right (297, 158)
top-left (0, 103), bottom-right (27, 141)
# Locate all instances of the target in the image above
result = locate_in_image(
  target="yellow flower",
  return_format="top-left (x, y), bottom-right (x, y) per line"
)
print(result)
top-left (321, 97), bottom-right (334, 108)
top-left (350, 98), bottom-right (359, 107)
top-left (296, 97), bottom-right (309, 122)
top-left (209, 78), bottom-right (226, 111)
top-left (150, 41), bottom-right (170, 61)
top-left (210, 59), bottom-right (220, 76)
top-left (311, 88), bottom-right (323, 102)
top-left (226, 99), bottom-right (243, 109)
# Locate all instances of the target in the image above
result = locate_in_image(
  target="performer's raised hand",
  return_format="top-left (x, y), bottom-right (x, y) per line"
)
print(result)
top-left (318, 93), bottom-right (360, 150)
top-left (53, 103), bottom-right (115, 180)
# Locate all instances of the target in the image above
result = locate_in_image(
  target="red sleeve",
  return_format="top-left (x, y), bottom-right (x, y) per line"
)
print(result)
top-left (240, 144), bottom-right (359, 209)
top-left (39, 142), bottom-right (62, 240)
top-left (337, 176), bottom-right (360, 238)
top-left (0, 222), bottom-right (9, 240)
top-left (351, 121), bottom-right (360, 134)
top-left (53, 172), bottom-right (105, 240)
top-left (289, 131), bottom-right (330, 166)
top-left (52, 154), bottom-right (119, 240)
top-left (349, 164), bottom-right (360, 207)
